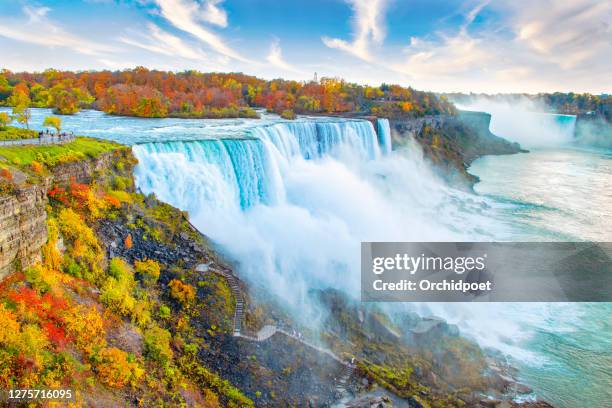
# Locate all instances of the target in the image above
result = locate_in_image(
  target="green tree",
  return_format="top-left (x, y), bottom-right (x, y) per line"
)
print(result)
top-left (43, 115), bottom-right (62, 133)
top-left (0, 112), bottom-right (11, 128)
top-left (0, 74), bottom-right (12, 103)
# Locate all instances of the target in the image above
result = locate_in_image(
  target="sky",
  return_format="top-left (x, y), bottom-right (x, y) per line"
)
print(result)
top-left (0, 0), bottom-right (610, 94)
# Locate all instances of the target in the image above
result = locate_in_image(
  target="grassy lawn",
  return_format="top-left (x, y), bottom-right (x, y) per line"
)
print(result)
top-left (0, 126), bottom-right (38, 140)
top-left (0, 137), bottom-right (125, 168)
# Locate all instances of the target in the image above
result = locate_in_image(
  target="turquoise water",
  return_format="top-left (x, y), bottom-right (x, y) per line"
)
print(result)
top-left (3, 107), bottom-right (610, 407)
top-left (465, 147), bottom-right (612, 407)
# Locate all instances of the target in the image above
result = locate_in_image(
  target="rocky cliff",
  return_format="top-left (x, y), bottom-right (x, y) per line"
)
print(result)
top-left (0, 183), bottom-right (48, 279)
top-left (389, 111), bottom-right (526, 189)
top-left (0, 150), bottom-right (129, 280)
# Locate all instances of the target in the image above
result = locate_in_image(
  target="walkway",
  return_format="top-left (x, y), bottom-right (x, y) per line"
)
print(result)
top-left (0, 134), bottom-right (75, 146)
top-left (197, 263), bottom-right (356, 397)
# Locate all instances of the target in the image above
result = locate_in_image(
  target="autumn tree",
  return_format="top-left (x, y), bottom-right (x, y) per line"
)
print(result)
top-left (8, 88), bottom-right (31, 129)
top-left (0, 111), bottom-right (11, 128)
top-left (43, 115), bottom-right (62, 133)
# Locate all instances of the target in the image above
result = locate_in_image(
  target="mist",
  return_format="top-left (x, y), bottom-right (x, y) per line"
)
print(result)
top-left (456, 97), bottom-right (577, 148)
top-left (133, 120), bottom-right (508, 325)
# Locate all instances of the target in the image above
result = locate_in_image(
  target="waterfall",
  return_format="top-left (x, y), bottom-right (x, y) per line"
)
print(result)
top-left (133, 117), bottom-right (503, 321)
top-left (377, 118), bottom-right (392, 155)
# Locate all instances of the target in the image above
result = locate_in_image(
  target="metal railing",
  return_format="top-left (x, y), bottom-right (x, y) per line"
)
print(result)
top-left (0, 134), bottom-right (76, 147)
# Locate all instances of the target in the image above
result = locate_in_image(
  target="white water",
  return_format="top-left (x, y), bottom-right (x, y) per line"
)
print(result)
top-left (133, 119), bottom-right (507, 318)
top-left (7, 107), bottom-right (608, 407)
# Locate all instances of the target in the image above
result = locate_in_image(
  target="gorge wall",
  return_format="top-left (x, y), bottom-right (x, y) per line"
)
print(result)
top-left (0, 150), bottom-right (129, 279)
top-left (0, 183), bottom-right (48, 279)
top-left (389, 111), bottom-right (525, 188)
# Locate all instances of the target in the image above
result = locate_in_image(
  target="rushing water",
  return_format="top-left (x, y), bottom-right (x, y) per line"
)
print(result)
top-left (4, 107), bottom-right (610, 407)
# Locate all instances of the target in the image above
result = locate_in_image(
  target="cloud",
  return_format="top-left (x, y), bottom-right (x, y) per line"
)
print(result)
top-left (200, 0), bottom-right (228, 28)
top-left (322, 0), bottom-right (387, 62)
top-left (508, 0), bottom-right (611, 70)
top-left (0, 6), bottom-right (115, 56)
top-left (120, 23), bottom-right (208, 61)
top-left (153, 0), bottom-right (248, 62)
top-left (391, 0), bottom-right (612, 92)
top-left (266, 38), bottom-right (302, 74)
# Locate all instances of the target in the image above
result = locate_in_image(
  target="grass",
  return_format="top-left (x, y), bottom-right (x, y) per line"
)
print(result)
top-left (0, 126), bottom-right (38, 140)
top-left (0, 136), bottom-right (125, 167)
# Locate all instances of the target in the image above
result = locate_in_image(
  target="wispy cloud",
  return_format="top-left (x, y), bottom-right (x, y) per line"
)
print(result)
top-left (266, 38), bottom-right (302, 74)
top-left (509, 0), bottom-right (611, 70)
top-left (0, 5), bottom-right (114, 56)
top-left (391, 0), bottom-right (611, 92)
top-left (200, 0), bottom-right (228, 28)
top-left (120, 23), bottom-right (208, 61)
top-left (322, 0), bottom-right (388, 62)
top-left (152, 0), bottom-right (248, 62)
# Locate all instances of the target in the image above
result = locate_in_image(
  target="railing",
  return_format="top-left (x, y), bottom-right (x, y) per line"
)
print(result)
top-left (0, 134), bottom-right (76, 147)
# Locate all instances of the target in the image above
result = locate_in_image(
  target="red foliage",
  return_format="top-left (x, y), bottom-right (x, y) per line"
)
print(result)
top-left (1, 68), bottom-right (457, 118)
top-left (0, 168), bottom-right (13, 181)
top-left (42, 321), bottom-right (69, 349)
top-left (9, 287), bottom-right (70, 349)
top-left (47, 180), bottom-right (93, 209)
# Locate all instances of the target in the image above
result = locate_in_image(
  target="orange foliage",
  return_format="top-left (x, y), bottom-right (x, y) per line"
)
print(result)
top-left (30, 161), bottom-right (44, 174)
top-left (95, 347), bottom-right (143, 388)
top-left (124, 233), bottom-right (133, 250)
top-left (2, 68), bottom-right (457, 119)
top-left (168, 279), bottom-right (196, 306)
top-left (0, 168), bottom-right (13, 181)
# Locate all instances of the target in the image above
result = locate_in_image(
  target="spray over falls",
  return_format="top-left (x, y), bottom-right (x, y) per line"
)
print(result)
top-left (133, 118), bottom-right (499, 318)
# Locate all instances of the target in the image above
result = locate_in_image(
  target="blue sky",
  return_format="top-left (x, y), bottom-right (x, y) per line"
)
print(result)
top-left (0, 0), bottom-right (610, 93)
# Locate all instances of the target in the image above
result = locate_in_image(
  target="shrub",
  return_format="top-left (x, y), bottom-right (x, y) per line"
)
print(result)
top-left (158, 305), bottom-right (171, 320)
top-left (0, 168), bottom-right (13, 181)
top-left (64, 306), bottom-right (106, 357)
top-left (134, 259), bottom-right (160, 286)
top-left (30, 160), bottom-right (44, 174)
top-left (143, 326), bottom-right (173, 366)
top-left (169, 279), bottom-right (196, 306)
top-left (95, 347), bottom-right (143, 388)
top-left (124, 233), bottom-right (133, 250)
top-left (280, 109), bottom-right (296, 120)
top-left (101, 258), bottom-right (136, 317)
top-left (57, 208), bottom-right (103, 282)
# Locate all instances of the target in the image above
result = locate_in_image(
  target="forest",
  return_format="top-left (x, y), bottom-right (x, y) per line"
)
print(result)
top-left (0, 68), bottom-right (456, 120)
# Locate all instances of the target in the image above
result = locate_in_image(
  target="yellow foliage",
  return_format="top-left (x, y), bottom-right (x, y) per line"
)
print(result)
top-left (96, 347), bottom-right (144, 388)
top-left (42, 218), bottom-right (62, 272)
top-left (0, 304), bottom-right (21, 347)
top-left (101, 258), bottom-right (136, 317)
top-left (20, 324), bottom-right (50, 367)
top-left (57, 208), bottom-right (103, 282)
top-left (169, 279), bottom-right (196, 306)
top-left (134, 259), bottom-right (160, 285)
top-left (64, 306), bottom-right (106, 357)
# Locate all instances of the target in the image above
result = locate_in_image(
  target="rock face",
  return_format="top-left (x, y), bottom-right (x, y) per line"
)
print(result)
top-left (0, 183), bottom-right (48, 279)
top-left (0, 150), bottom-right (128, 280)
top-left (389, 111), bottom-right (525, 189)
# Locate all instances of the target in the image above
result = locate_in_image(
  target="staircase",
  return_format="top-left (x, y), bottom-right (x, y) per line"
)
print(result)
top-left (198, 263), bottom-right (355, 397)
top-left (335, 364), bottom-right (355, 395)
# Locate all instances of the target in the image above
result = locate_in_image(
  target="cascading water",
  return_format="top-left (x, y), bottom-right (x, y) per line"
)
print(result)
top-left (377, 118), bottom-right (392, 155)
top-left (134, 118), bottom-right (501, 317)
top-left (5, 107), bottom-right (607, 407)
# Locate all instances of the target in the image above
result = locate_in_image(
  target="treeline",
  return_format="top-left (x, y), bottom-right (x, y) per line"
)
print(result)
top-left (0, 67), bottom-right (456, 119)
top-left (447, 92), bottom-right (611, 122)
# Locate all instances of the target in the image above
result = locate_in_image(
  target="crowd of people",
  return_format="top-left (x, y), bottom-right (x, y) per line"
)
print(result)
top-left (37, 129), bottom-right (74, 141)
